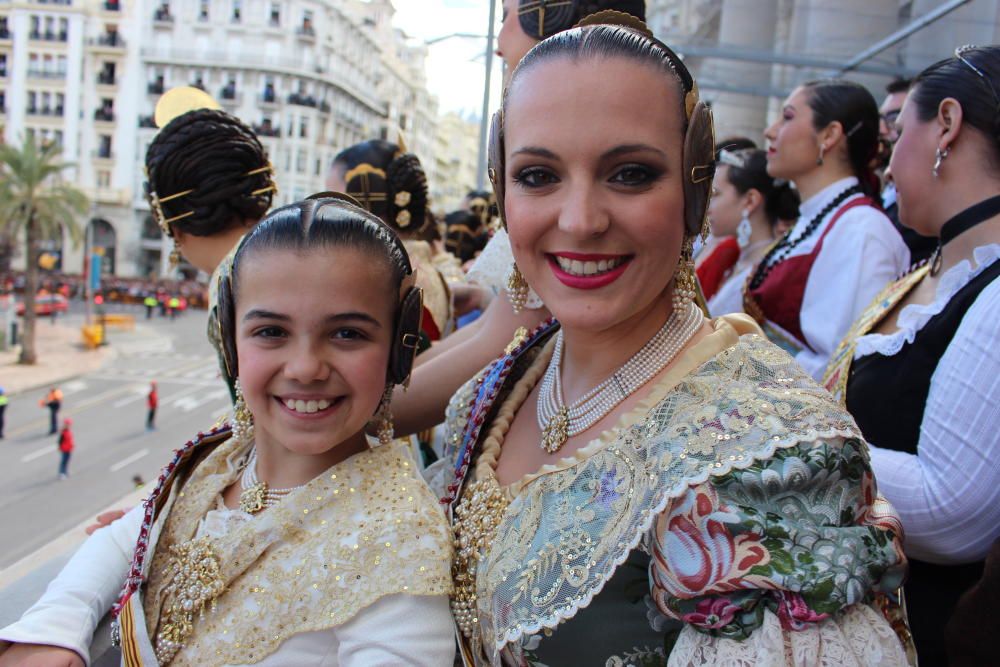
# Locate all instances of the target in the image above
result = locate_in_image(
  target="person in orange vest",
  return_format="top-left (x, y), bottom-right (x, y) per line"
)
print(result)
top-left (40, 387), bottom-right (63, 435)
top-left (57, 418), bottom-right (73, 480)
top-left (146, 381), bottom-right (158, 431)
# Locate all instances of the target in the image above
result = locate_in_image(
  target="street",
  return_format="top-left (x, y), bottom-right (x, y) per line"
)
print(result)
top-left (0, 308), bottom-right (229, 569)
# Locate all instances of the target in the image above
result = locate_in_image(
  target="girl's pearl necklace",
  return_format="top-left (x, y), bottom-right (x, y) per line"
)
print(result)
top-left (536, 302), bottom-right (703, 453)
top-left (238, 448), bottom-right (306, 514)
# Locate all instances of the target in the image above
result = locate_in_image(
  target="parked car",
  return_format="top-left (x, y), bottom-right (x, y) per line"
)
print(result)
top-left (16, 293), bottom-right (69, 316)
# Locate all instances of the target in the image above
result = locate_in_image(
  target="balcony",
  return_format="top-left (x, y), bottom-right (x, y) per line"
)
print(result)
top-left (103, 1), bottom-right (121, 11)
top-left (295, 24), bottom-right (315, 42)
top-left (88, 33), bottom-right (126, 52)
top-left (287, 92), bottom-right (317, 108)
top-left (147, 81), bottom-right (165, 95)
top-left (259, 91), bottom-right (277, 108)
top-left (27, 69), bottom-right (66, 81)
top-left (0, 28), bottom-right (9, 40)
top-left (153, 8), bottom-right (174, 26)
top-left (30, 30), bottom-right (67, 42)
top-left (97, 71), bottom-right (116, 86)
top-left (138, 115), bottom-right (156, 128)
top-left (252, 122), bottom-right (280, 138)
top-left (92, 149), bottom-right (115, 161)
top-left (94, 108), bottom-right (115, 122)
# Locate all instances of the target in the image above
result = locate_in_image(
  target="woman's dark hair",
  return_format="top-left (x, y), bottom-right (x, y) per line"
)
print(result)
top-left (145, 108), bottom-right (273, 237)
top-left (332, 140), bottom-right (431, 236)
top-left (802, 78), bottom-right (882, 198)
top-left (715, 136), bottom-right (757, 160)
top-left (216, 197), bottom-right (411, 383)
top-left (722, 149), bottom-right (800, 224)
top-left (517, 0), bottom-right (645, 40)
top-left (909, 45), bottom-right (1000, 172)
top-left (444, 210), bottom-right (488, 263)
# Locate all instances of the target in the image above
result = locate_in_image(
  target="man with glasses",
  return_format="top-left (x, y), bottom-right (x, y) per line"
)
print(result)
top-left (880, 77), bottom-right (938, 264)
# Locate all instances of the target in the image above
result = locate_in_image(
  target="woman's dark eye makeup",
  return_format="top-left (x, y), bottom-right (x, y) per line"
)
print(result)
top-left (610, 164), bottom-right (661, 186)
top-left (252, 325), bottom-right (286, 339)
top-left (513, 167), bottom-right (558, 188)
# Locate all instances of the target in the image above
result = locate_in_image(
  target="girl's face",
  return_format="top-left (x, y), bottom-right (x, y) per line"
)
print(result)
top-left (503, 56), bottom-right (686, 333)
top-left (764, 87), bottom-right (821, 181)
top-left (497, 0), bottom-right (538, 80)
top-left (707, 165), bottom-right (747, 238)
top-left (888, 93), bottom-right (940, 236)
top-left (235, 246), bottom-right (395, 460)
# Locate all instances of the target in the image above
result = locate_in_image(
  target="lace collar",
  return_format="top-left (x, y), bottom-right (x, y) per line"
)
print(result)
top-left (855, 243), bottom-right (1000, 359)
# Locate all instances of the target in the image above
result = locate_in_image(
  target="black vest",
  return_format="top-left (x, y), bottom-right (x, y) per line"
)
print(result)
top-left (846, 257), bottom-right (1000, 666)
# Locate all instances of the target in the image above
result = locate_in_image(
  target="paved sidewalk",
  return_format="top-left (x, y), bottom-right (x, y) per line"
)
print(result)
top-left (0, 317), bottom-right (113, 395)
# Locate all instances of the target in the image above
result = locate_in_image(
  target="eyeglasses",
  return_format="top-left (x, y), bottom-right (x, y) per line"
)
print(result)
top-left (955, 45), bottom-right (1000, 108)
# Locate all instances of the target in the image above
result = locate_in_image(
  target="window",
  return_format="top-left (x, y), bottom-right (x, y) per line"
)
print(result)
top-left (0, 55), bottom-right (5, 77)
top-left (55, 92), bottom-right (64, 115)
top-left (198, 0), bottom-right (209, 21)
top-left (53, 130), bottom-right (63, 147)
top-left (299, 119), bottom-right (307, 138)
top-left (269, 2), bottom-right (280, 26)
top-left (98, 134), bottom-right (112, 158)
top-left (232, 0), bottom-right (241, 22)
top-left (41, 91), bottom-right (51, 113)
top-left (27, 91), bottom-right (37, 113)
top-left (58, 17), bottom-right (68, 40)
top-left (30, 15), bottom-right (40, 37)
top-left (0, 91), bottom-right (6, 112)
top-left (296, 149), bottom-right (306, 173)
top-left (57, 55), bottom-right (67, 76)
top-left (97, 169), bottom-right (111, 188)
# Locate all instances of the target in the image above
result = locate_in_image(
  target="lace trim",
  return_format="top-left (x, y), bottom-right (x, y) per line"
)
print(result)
top-left (855, 244), bottom-right (1000, 359)
top-left (466, 230), bottom-right (544, 309)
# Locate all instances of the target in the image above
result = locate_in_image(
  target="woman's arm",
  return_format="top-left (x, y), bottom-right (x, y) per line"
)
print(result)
top-left (0, 506), bottom-right (143, 664)
top-left (868, 281), bottom-right (1000, 563)
top-left (393, 293), bottom-right (548, 437)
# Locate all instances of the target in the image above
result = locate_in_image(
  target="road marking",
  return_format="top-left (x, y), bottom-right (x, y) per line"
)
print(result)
top-left (7, 383), bottom-right (143, 438)
top-left (21, 445), bottom-right (56, 463)
top-left (62, 380), bottom-right (87, 394)
top-left (110, 448), bottom-right (149, 472)
top-left (173, 388), bottom-right (230, 413)
top-left (112, 385), bottom-right (152, 408)
top-left (160, 384), bottom-right (207, 408)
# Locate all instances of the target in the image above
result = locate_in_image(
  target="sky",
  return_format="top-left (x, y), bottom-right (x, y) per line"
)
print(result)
top-left (390, 0), bottom-right (505, 118)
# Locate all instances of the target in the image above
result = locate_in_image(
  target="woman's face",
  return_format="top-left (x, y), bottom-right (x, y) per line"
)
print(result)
top-left (707, 165), bottom-right (746, 238)
top-left (764, 87), bottom-right (820, 181)
top-left (497, 0), bottom-right (539, 80)
top-left (235, 246), bottom-right (395, 460)
top-left (888, 92), bottom-right (940, 236)
top-left (503, 56), bottom-right (686, 333)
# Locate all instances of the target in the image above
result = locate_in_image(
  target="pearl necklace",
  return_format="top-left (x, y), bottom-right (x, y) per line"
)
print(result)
top-left (536, 302), bottom-right (703, 453)
top-left (238, 448), bottom-right (305, 514)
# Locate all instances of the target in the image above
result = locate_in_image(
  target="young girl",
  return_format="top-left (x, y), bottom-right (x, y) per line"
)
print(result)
top-left (0, 197), bottom-right (454, 666)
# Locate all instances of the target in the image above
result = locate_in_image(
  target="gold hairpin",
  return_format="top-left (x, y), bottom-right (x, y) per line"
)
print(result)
top-left (251, 185), bottom-right (276, 197)
top-left (149, 188), bottom-right (196, 234)
top-left (245, 165), bottom-right (272, 177)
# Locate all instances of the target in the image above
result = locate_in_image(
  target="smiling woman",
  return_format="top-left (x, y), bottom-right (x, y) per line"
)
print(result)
top-left (440, 22), bottom-right (911, 667)
top-left (0, 198), bottom-right (454, 667)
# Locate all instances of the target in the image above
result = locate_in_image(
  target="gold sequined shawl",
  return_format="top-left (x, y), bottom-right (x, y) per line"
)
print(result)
top-left (450, 315), bottom-right (864, 660)
top-left (142, 435), bottom-right (453, 666)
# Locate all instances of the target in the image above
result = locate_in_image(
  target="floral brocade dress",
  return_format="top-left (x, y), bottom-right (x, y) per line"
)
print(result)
top-left (442, 315), bottom-right (911, 666)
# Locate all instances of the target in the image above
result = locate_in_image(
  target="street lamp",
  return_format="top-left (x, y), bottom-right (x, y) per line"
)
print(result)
top-left (424, 0), bottom-right (499, 190)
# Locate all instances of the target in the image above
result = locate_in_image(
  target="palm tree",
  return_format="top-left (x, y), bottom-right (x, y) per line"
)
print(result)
top-left (0, 137), bottom-right (87, 364)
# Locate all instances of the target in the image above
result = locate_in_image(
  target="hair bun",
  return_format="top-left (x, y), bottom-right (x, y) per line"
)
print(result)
top-left (386, 153), bottom-right (429, 232)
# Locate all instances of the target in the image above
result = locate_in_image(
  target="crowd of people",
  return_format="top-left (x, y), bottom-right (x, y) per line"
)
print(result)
top-left (0, 2), bottom-right (997, 666)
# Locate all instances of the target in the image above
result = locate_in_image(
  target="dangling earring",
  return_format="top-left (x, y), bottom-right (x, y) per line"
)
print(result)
top-left (232, 379), bottom-right (254, 443)
top-left (168, 240), bottom-right (182, 268)
top-left (737, 210), bottom-right (752, 249)
top-left (816, 144), bottom-right (826, 166)
top-left (932, 147), bottom-right (950, 178)
top-left (370, 385), bottom-right (394, 447)
top-left (505, 263), bottom-right (530, 314)
top-left (671, 236), bottom-right (697, 312)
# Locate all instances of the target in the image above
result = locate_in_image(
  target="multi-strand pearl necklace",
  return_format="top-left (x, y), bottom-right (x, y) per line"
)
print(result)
top-left (238, 448), bottom-right (305, 514)
top-left (536, 302), bottom-right (703, 453)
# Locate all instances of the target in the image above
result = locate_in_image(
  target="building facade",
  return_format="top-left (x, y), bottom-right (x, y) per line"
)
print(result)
top-left (647, 0), bottom-right (1000, 143)
top-left (1, 0), bottom-right (449, 280)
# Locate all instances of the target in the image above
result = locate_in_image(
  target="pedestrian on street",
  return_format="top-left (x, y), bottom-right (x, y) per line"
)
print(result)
top-left (40, 386), bottom-right (63, 435)
top-left (146, 381), bottom-right (158, 431)
top-left (0, 387), bottom-right (7, 439)
top-left (168, 296), bottom-right (180, 320)
top-left (143, 294), bottom-right (157, 319)
top-left (57, 418), bottom-right (73, 480)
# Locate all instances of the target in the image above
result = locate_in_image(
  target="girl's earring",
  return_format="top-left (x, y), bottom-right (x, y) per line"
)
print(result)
top-left (737, 210), bottom-right (752, 249)
top-left (372, 386), bottom-right (395, 447)
top-left (505, 263), bottom-right (530, 314)
top-left (671, 236), bottom-right (697, 312)
top-left (816, 144), bottom-right (826, 166)
top-left (232, 379), bottom-right (254, 443)
top-left (932, 147), bottom-right (950, 178)
top-left (168, 240), bottom-right (182, 268)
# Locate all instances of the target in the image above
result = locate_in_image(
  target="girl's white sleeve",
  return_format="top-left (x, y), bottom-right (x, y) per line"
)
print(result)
top-left (0, 505), bottom-right (143, 665)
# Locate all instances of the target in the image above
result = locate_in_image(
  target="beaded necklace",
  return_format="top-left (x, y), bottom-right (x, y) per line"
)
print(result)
top-left (238, 448), bottom-right (305, 514)
top-left (748, 184), bottom-right (863, 290)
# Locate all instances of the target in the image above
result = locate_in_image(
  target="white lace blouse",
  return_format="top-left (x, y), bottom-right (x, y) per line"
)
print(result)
top-left (855, 243), bottom-right (1000, 564)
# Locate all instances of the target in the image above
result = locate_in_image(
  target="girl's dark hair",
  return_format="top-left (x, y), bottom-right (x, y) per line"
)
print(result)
top-left (444, 210), bottom-right (488, 263)
top-left (145, 108), bottom-right (273, 236)
top-left (216, 198), bottom-right (411, 382)
top-left (722, 149), bottom-right (800, 224)
top-left (802, 79), bottom-right (882, 198)
top-left (333, 140), bottom-right (431, 235)
top-left (514, 25), bottom-right (689, 124)
top-left (909, 45), bottom-right (1000, 172)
